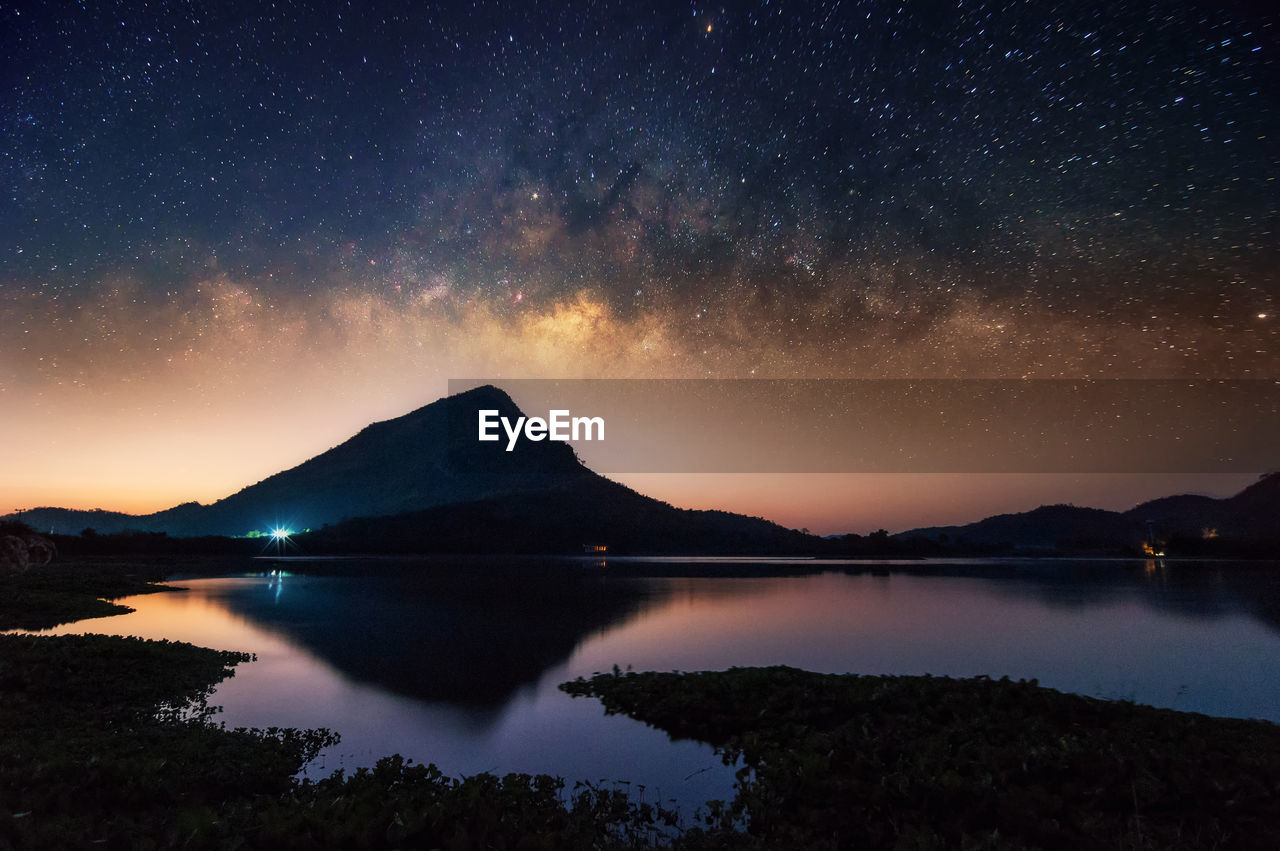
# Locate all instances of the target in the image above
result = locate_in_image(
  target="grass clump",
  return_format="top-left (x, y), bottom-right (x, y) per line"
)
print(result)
top-left (244, 757), bottom-right (681, 849)
top-left (562, 666), bottom-right (1280, 850)
top-left (0, 560), bottom-right (172, 630)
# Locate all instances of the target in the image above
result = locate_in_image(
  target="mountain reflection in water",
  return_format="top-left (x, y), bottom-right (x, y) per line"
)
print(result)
top-left (195, 562), bottom-right (655, 708)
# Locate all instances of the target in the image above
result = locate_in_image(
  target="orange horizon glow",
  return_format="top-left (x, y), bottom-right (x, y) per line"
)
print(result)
top-left (3, 278), bottom-right (1271, 534)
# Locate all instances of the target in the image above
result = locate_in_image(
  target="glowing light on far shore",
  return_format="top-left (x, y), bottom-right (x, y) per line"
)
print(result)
top-left (271, 527), bottom-right (293, 540)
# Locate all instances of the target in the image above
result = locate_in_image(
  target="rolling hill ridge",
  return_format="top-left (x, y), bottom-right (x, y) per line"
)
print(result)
top-left (899, 473), bottom-right (1280, 552)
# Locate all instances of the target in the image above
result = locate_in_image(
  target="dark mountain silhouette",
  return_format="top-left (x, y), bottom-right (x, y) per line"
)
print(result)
top-left (900, 472), bottom-right (1280, 553)
top-left (9, 386), bottom-right (593, 537)
top-left (1228, 472), bottom-right (1280, 526)
top-left (900, 505), bottom-right (1141, 551)
top-left (9, 385), bottom-right (814, 553)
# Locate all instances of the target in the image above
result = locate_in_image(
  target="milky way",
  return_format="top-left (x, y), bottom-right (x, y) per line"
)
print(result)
top-left (1, 1), bottom-right (1275, 528)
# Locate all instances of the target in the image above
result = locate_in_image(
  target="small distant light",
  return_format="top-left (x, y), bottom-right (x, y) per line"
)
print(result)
top-left (1260, 313), bottom-right (1269, 319)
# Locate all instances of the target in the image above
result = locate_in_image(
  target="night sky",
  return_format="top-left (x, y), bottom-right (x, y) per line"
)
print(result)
top-left (2, 1), bottom-right (1276, 531)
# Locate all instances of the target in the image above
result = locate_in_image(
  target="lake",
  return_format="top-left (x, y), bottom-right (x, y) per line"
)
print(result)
top-left (32, 557), bottom-right (1280, 813)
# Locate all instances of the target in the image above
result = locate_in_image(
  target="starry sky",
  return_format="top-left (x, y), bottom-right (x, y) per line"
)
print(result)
top-left (2, 0), bottom-right (1276, 532)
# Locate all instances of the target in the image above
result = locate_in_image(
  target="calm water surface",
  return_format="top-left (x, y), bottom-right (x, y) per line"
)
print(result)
top-left (34, 557), bottom-right (1280, 811)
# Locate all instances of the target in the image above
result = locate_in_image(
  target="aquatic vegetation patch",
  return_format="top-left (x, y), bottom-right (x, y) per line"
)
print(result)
top-left (562, 666), bottom-right (1280, 850)
top-left (0, 560), bottom-right (173, 630)
top-left (244, 757), bottom-right (682, 849)
top-left (0, 633), bottom-right (335, 847)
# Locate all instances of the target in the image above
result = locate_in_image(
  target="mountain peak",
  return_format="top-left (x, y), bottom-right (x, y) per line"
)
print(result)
top-left (196, 384), bottom-right (588, 534)
top-left (361, 384), bottom-right (521, 434)
top-left (10, 385), bottom-right (591, 536)
top-left (449, 383), bottom-right (517, 406)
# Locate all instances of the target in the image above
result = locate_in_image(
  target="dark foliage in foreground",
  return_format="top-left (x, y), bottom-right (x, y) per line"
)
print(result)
top-left (562, 667), bottom-right (1280, 850)
top-left (6, 635), bottom-right (1279, 849)
top-left (240, 757), bottom-right (681, 850)
top-left (0, 634), bottom-right (334, 849)
top-left (0, 633), bottom-right (679, 850)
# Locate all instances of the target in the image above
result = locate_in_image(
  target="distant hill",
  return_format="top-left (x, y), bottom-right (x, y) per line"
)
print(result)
top-left (899, 504), bottom-right (1141, 551)
top-left (899, 472), bottom-right (1280, 553)
top-left (8, 386), bottom-right (593, 537)
top-left (11, 507), bottom-right (144, 537)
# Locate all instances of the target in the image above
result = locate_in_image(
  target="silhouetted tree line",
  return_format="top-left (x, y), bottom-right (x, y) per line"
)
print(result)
top-left (23, 510), bottom-right (1280, 560)
top-left (52, 530), bottom-right (257, 558)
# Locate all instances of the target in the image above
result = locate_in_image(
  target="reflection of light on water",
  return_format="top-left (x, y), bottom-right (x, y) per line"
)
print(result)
top-left (1142, 558), bottom-right (1169, 585)
top-left (267, 570), bottom-right (289, 601)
